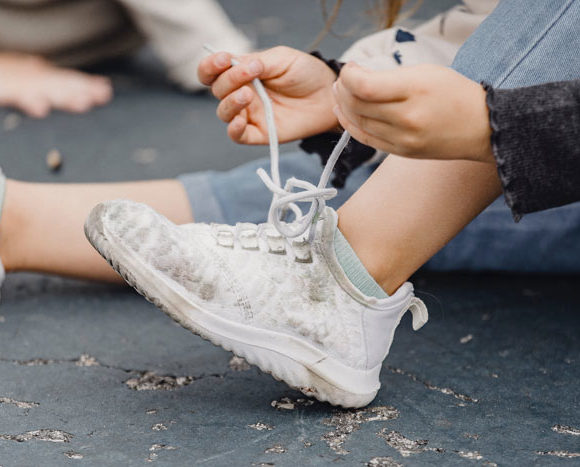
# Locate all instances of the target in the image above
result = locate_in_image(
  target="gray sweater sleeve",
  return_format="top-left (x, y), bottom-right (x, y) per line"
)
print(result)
top-left (485, 80), bottom-right (580, 221)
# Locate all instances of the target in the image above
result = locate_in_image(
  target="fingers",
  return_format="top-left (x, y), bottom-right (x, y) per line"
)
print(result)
top-left (198, 52), bottom-right (233, 86)
top-left (198, 50), bottom-right (270, 146)
top-left (334, 79), bottom-right (397, 141)
top-left (198, 51), bottom-right (264, 100)
top-left (334, 104), bottom-right (396, 154)
top-left (210, 58), bottom-right (264, 99)
top-left (227, 115), bottom-right (265, 145)
top-left (339, 62), bottom-right (408, 102)
top-left (335, 103), bottom-right (427, 157)
top-left (227, 114), bottom-right (248, 142)
top-left (334, 65), bottom-right (418, 153)
top-left (335, 100), bottom-right (401, 143)
top-left (216, 85), bottom-right (253, 123)
top-left (333, 79), bottom-right (403, 126)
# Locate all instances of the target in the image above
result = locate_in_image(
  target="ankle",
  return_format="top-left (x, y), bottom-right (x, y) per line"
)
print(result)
top-left (333, 227), bottom-right (388, 299)
top-left (0, 180), bottom-right (28, 272)
top-left (337, 210), bottom-right (407, 296)
top-left (352, 244), bottom-right (405, 296)
top-left (364, 253), bottom-right (406, 296)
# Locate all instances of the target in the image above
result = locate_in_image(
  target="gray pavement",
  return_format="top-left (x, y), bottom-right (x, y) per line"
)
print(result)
top-left (1, 1), bottom-right (579, 466)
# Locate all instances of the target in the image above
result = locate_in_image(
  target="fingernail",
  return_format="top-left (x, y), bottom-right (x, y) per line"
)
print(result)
top-left (235, 89), bottom-right (248, 104)
top-left (248, 60), bottom-right (262, 75)
top-left (215, 53), bottom-right (229, 67)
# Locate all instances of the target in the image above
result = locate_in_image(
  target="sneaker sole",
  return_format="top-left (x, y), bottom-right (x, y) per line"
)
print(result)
top-left (85, 208), bottom-right (379, 408)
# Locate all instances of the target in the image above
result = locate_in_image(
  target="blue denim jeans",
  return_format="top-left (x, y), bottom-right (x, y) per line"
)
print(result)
top-left (180, 0), bottom-right (580, 273)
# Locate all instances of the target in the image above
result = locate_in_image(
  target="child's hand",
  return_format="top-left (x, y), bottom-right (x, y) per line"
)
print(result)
top-left (333, 64), bottom-right (494, 163)
top-left (198, 47), bottom-right (338, 145)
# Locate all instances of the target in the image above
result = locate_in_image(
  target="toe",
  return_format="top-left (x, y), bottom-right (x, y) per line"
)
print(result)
top-left (19, 95), bottom-right (50, 118)
top-left (66, 94), bottom-right (93, 113)
top-left (89, 76), bottom-right (113, 105)
top-left (49, 71), bottom-right (105, 113)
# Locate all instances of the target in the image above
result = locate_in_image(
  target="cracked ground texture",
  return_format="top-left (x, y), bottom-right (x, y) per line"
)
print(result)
top-left (1, 1), bottom-right (579, 465)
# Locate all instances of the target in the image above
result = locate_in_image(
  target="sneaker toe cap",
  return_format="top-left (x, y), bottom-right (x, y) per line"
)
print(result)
top-left (85, 200), bottom-right (230, 305)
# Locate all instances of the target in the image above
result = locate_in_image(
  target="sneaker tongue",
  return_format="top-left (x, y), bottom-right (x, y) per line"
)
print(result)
top-left (316, 207), bottom-right (339, 242)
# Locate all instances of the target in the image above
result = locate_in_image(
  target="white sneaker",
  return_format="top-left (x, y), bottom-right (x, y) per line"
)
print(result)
top-left (86, 57), bottom-right (428, 407)
top-left (85, 200), bottom-right (427, 407)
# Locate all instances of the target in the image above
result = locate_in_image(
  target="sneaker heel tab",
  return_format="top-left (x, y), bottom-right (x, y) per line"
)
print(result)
top-left (409, 297), bottom-right (428, 331)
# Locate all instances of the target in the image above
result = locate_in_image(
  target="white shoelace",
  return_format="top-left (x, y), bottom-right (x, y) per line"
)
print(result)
top-left (204, 45), bottom-right (351, 242)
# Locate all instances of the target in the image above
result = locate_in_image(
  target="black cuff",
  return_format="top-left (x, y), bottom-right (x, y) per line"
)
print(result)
top-left (485, 80), bottom-right (580, 221)
top-left (310, 50), bottom-right (345, 77)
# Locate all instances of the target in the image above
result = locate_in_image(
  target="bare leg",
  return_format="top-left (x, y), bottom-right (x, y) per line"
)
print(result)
top-left (0, 180), bottom-right (192, 282)
top-left (0, 156), bottom-right (500, 288)
top-left (0, 53), bottom-right (113, 118)
top-left (338, 155), bottom-right (502, 295)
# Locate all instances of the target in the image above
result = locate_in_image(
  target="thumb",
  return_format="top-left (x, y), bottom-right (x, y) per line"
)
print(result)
top-left (339, 62), bottom-right (408, 102)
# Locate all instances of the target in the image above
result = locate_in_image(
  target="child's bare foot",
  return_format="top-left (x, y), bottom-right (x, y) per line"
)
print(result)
top-left (0, 53), bottom-right (113, 118)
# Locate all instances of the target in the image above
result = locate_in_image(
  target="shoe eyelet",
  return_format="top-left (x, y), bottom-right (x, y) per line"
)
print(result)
top-left (294, 256), bottom-right (313, 264)
top-left (239, 230), bottom-right (259, 250)
top-left (266, 233), bottom-right (286, 255)
top-left (292, 239), bottom-right (312, 263)
top-left (216, 230), bottom-right (234, 248)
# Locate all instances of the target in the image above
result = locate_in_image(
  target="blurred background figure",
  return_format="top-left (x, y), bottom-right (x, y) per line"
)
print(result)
top-left (0, 0), bottom-right (252, 117)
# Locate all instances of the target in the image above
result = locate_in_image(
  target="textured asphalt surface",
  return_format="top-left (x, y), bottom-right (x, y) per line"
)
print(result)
top-left (1, 1), bottom-right (579, 466)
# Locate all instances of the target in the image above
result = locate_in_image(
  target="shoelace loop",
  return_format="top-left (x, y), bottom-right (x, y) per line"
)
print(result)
top-left (204, 45), bottom-right (351, 242)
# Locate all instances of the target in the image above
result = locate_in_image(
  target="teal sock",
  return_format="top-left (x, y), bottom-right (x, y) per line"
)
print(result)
top-left (333, 228), bottom-right (388, 299)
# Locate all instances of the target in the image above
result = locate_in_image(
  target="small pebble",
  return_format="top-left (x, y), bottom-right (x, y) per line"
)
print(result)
top-left (271, 398), bottom-right (294, 410)
top-left (63, 451), bottom-right (83, 460)
top-left (264, 444), bottom-right (286, 454)
top-left (150, 443), bottom-right (177, 451)
top-left (46, 149), bottom-right (63, 172)
top-left (367, 457), bottom-right (402, 467)
top-left (459, 334), bottom-right (473, 344)
top-left (248, 422), bottom-right (274, 431)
